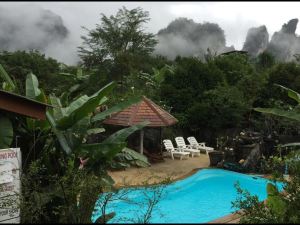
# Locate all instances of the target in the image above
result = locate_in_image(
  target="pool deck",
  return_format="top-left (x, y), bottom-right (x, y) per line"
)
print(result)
top-left (108, 153), bottom-right (242, 223)
top-left (208, 211), bottom-right (242, 223)
top-left (108, 153), bottom-right (210, 187)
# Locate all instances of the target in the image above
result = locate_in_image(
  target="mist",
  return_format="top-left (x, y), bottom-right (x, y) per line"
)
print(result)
top-left (267, 18), bottom-right (300, 61)
top-left (1, 3), bottom-right (300, 65)
top-left (154, 17), bottom-right (234, 60)
top-left (0, 5), bottom-right (80, 65)
top-left (242, 26), bottom-right (269, 57)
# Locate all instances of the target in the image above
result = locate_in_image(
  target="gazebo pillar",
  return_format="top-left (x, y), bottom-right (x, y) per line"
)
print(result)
top-left (140, 129), bottom-right (144, 154)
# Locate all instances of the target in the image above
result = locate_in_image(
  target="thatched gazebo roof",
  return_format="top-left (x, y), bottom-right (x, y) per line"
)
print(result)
top-left (103, 96), bottom-right (178, 154)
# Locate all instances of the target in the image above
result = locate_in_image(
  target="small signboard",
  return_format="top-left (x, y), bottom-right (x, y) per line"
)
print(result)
top-left (0, 148), bottom-right (21, 224)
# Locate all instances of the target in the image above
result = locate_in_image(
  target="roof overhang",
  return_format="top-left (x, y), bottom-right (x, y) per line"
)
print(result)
top-left (0, 90), bottom-right (52, 120)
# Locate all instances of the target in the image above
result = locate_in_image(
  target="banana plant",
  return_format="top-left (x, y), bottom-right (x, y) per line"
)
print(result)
top-left (59, 67), bottom-right (91, 104)
top-left (25, 73), bottom-right (51, 131)
top-left (46, 80), bottom-right (147, 170)
top-left (0, 63), bottom-right (147, 170)
top-left (254, 84), bottom-right (300, 161)
top-left (139, 64), bottom-right (175, 89)
top-left (254, 84), bottom-right (300, 122)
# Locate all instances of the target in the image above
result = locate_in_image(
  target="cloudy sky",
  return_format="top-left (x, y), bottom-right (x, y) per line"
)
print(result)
top-left (1, 1), bottom-right (300, 65)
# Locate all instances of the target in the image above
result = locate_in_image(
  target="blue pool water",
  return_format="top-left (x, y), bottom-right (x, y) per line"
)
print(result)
top-left (92, 169), bottom-right (285, 223)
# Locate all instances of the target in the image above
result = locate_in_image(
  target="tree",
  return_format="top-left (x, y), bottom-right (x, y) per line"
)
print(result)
top-left (0, 50), bottom-right (64, 95)
top-left (78, 6), bottom-right (158, 76)
top-left (256, 51), bottom-right (276, 70)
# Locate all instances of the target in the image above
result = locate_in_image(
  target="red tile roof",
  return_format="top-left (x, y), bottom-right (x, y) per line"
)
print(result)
top-left (103, 96), bottom-right (178, 127)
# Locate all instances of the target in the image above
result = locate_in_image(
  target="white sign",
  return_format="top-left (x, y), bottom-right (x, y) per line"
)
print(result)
top-left (0, 148), bottom-right (21, 224)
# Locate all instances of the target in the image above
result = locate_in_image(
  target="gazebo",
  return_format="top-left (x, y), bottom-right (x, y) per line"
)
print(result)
top-left (103, 96), bottom-right (178, 154)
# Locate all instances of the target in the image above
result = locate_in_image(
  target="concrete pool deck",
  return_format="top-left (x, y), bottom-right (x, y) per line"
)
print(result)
top-left (108, 154), bottom-right (210, 187)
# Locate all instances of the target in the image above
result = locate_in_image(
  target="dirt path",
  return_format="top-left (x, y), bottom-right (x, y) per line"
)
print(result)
top-left (108, 154), bottom-right (210, 187)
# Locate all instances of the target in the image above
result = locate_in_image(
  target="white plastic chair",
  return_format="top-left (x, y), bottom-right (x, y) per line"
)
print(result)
top-left (163, 139), bottom-right (190, 160)
top-left (175, 137), bottom-right (201, 157)
top-left (187, 136), bottom-right (214, 155)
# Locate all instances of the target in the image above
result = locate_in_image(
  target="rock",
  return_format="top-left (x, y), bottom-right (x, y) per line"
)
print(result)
top-left (281, 18), bottom-right (298, 34)
top-left (267, 18), bottom-right (300, 61)
top-left (242, 25), bottom-right (269, 56)
top-left (155, 17), bottom-right (232, 59)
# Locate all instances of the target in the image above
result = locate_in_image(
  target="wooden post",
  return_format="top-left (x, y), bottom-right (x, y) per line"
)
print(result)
top-left (140, 129), bottom-right (144, 154)
top-left (160, 127), bottom-right (162, 154)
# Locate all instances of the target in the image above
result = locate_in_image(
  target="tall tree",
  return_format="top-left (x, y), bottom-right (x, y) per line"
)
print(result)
top-left (78, 6), bottom-right (158, 73)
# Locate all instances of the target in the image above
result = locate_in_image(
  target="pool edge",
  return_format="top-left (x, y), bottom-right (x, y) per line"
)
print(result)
top-left (207, 210), bottom-right (243, 224)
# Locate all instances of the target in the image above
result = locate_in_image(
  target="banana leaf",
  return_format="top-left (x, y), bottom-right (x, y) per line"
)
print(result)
top-left (115, 147), bottom-right (150, 167)
top-left (275, 84), bottom-right (300, 104)
top-left (72, 116), bottom-right (91, 137)
top-left (26, 89), bottom-right (50, 131)
top-left (69, 84), bottom-right (81, 93)
top-left (87, 128), bottom-right (105, 135)
top-left (76, 68), bottom-right (83, 78)
top-left (0, 64), bottom-right (15, 91)
top-left (78, 142), bottom-right (126, 161)
top-left (49, 95), bottom-right (67, 120)
top-left (59, 92), bottom-right (69, 106)
top-left (281, 142), bottom-right (300, 147)
top-left (254, 107), bottom-right (300, 122)
top-left (122, 147), bottom-right (150, 166)
top-left (102, 121), bottom-right (149, 144)
top-left (77, 122), bottom-right (148, 164)
top-left (26, 73), bottom-right (41, 99)
top-left (2, 82), bottom-right (15, 92)
top-left (91, 95), bottom-right (142, 122)
top-left (0, 117), bottom-right (13, 149)
top-left (56, 82), bottom-right (115, 130)
top-left (46, 111), bottom-right (72, 154)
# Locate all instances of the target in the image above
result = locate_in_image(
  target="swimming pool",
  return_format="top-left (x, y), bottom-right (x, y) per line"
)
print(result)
top-left (92, 168), bottom-right (284, 223)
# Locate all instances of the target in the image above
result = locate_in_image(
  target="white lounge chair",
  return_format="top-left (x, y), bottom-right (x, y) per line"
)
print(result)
top-left (187, 136), bottom-right (214, 155)
top-left (175, 137), bottom-right (201, 157)
top-left (163, 139), bottom-right (190, 160)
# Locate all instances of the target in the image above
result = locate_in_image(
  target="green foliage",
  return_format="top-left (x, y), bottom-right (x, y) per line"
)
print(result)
top-left (161, 57), bottom-right (223, 112)
top-left (266, 183), bottom-right (287, 218)
top-left (0, 116), bottom-right (13, 148)
top-left (213, 53), bottom-right (254, 86)
top-left (258, 62), bottom-right (300, 107)
top-left (111, 147), bottom-right (150, 169)
top-left (0, 50), bottom-right (63, 95)
top-left (232, 182), bottom-right (283, 224)
top-left (232, 155), bottom-right (300, 224)
top-left (186, 85), bottom-right (249, 130)
top-left (91, 95), bottom-right (142, 122)
top-left (0, 63), bottom-right (16, 91)
top-left (20, 158), bottom-right (111, 223)
top-left (79, 6), bottom-right (157, 69)
top-left (256, 51), bottom-right (276, 70)
top-left (160, 54), bottom-right (260, 136)
top-left (233, 83), bottom-right (300, 223)
top-left (254, 84), bottom-right (300, 123)
top-left (18, 74), bottom-right (149, 223)
top-left (55, 82), bottom-right (114, 130)
top-left (268, 62), bottom-right (300, 92)
top-left (25, 72), bottom-right (42, 99)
